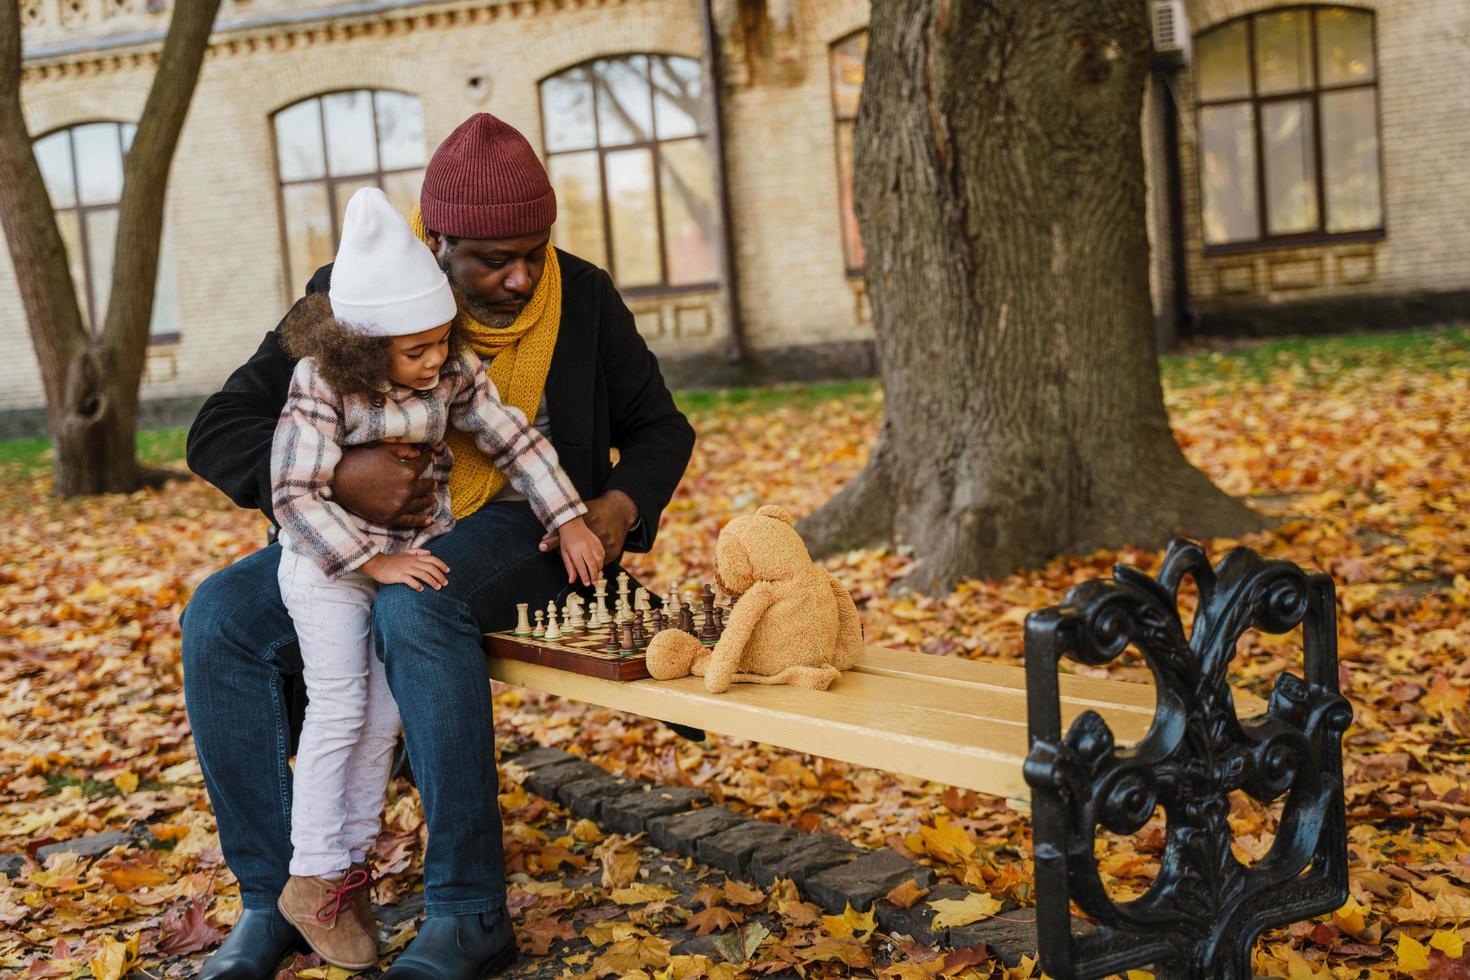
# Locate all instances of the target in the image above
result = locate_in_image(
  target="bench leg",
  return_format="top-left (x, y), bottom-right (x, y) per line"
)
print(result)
top-left (1023, 540), bottom-right (1353, 980)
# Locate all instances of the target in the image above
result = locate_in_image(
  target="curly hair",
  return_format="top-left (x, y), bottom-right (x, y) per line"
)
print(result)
top-left (278, 292), bottom-right (460, 399)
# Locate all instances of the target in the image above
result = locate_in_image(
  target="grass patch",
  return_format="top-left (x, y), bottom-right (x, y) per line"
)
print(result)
top-left (0, 427), bottom-right (189, 475)
top-left (674, 378), bottom-right (876, 417)
top-left (1162, 325), bottom-right (1470, 388)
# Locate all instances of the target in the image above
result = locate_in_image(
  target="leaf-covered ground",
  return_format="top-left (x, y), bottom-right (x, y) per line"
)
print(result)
top-left (1, 328), bottom-right (1468, 978)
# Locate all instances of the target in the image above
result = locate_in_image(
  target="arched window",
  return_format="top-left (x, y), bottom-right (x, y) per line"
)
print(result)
top-left (271, 90), bottom-right (427, 297)
top-left (1195, 6), bottom-right (1383, 248)
top-left (33, 122), bottom-right (180, 341)
top-left (829, 30), bottom-right (866, 274)
top-left (539, 55), bottom-right (719, 292)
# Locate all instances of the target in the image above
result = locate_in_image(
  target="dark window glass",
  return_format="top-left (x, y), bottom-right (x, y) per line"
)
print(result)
top-left (33, 121), bottom-right (178, 339)
top-left (829, 30), bottom-right (867, 272)
top-left (540, 55), bottom-right (721, 293)
top-left (1194, 5), bottom-right (1383, 247)
top-left (272, 91), bottom-right (428, 298)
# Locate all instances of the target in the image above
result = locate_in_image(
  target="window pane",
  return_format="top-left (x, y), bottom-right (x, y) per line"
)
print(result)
top-left (830, 31), bottom-right (866, 120)
top-left (652, 56), bottom-right (708, 140)
top-left (380, 169), bottom-right (424, 221)
top-left (547, 151), bottom-right (607, 269)
top-left (322, 91), bottom-right (378, 176)
top-left (1199, 103), bottom-right (1259, 244)
top-left (659, 138), bottom-right (717, 285)
top-left (1317, 8), bottom-right (1375, 86)
top-left (55, 210), bottom-right (89, 331)
top-left (85, 208), bottom-right (119, 328)
top-left (541, 67), bottom-right (597, 153)
top-left (333, 177), bottom-right (380, 236)
top-left (1262, 100), bottom-right (1318, 235)
top-left (604, 148), bottom-right (659, 286)
top-left (1321, 88), bottom-right (1382, 232)
top-left (595, 57), bottom-right (654, 146)
top-left (374, 92), bottom-right (426, 171)
top-left (282, 182), bottom-right (335, 295)
top-left (835, 120), bottom-right (863, 270)
top-left (1253, 9), bottom-right (1311, 95)
top-left (1195, 20), bottom-right (1251, 102)
top-left (150, 224), bottom-right (180, 338)
top-left (35, 131), bottom-right (76, 208)
top-left (275, 100), bottom-right (326, 182)
top-left (74, 122), bottom-right (125, 206)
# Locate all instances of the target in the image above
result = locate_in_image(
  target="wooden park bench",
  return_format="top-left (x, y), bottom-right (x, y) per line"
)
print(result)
top-left (484, 540), bottom-right (1353, 980)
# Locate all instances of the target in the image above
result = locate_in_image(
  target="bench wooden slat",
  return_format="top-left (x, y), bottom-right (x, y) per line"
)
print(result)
top-left (488, 643), bottom-right (1174, 799)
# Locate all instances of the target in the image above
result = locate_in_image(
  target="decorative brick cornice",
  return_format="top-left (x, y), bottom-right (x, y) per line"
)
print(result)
top-left (21, 0), bottom-right (647, 83)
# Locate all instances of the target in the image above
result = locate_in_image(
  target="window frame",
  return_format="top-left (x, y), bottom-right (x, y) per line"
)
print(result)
top-left (35, 121), bottom-right (180, 345)
top-left (828, 29), bottom-right (867, 278)
top-left (269, 89), bottom-right (428, 301)
top-left (1194, 4), bottom-right (1387, 255)
top-left (538, 54), bottom-right (720, 298)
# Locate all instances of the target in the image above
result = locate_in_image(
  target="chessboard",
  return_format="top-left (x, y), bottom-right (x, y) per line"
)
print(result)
top-left (483, 574), bottom-right (733, 681)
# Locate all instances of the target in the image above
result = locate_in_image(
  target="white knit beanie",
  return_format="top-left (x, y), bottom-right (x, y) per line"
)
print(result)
top-left (329, 187), bottom-right (457, 337)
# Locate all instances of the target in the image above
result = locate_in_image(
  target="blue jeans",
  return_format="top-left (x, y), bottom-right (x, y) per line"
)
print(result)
top-left (181, 501), bottom-right (567, 917)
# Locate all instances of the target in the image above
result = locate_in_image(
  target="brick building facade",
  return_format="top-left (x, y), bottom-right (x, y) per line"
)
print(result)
top-left (1, 0), bottom-right (1465, 430)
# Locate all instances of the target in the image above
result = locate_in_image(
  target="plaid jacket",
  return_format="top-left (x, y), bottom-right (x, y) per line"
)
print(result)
top-left (270, 350), bottom-right (586, 578)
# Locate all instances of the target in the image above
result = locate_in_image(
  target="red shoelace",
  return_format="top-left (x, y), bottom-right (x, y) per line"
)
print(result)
top-left (314, 867), bottom-right (372, 926)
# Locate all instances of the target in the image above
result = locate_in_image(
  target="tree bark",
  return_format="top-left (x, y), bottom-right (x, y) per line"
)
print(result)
top-left (799, 0), bottom-right (1266, 593)
top-left (0, 0), bottom-right (220, 496)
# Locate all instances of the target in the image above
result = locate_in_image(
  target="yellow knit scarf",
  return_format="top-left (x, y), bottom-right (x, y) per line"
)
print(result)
top-left (408, 205), bottom-right (561, 518)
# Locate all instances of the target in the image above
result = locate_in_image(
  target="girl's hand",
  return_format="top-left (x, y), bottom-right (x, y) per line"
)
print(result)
top-left (557, 517), bottom-right (606, 587)
top-left (361, 549), bottom-right (450, 591)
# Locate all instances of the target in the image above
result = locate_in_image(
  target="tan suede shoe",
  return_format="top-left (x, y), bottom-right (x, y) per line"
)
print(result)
top-left (277, 869), bottom-right (378, 970)
top-left (349, 860), bottom-right (374, 932)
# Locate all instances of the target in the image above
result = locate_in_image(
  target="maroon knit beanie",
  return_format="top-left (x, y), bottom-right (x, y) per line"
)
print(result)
top-left (420, 113), bottom-right (557, 239)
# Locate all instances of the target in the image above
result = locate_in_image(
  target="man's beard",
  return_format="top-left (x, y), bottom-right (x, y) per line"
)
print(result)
top-left (438, 253), bottom-right (519, 327)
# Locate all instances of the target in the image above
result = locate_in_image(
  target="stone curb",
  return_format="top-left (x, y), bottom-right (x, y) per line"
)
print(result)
top-left (502, 746), bottom-right (1065, 966)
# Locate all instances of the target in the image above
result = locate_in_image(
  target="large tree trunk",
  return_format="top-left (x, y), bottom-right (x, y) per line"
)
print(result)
top-left (0, 0), bottom-right (220, 496)
top-left (800, 0), bottom-right (1265, 594)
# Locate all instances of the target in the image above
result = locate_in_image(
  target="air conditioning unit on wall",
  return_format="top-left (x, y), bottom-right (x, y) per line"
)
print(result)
top-left (1151, 0), bottom-right (1191, 67)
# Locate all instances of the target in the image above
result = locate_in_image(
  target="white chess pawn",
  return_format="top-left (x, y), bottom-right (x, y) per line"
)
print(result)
top-left (532, 609), bottom-right (545, 638)
top-left (594, 577), bottom-right (610, 627)
top-left (514, 602), bottom-right (532, 636)
top-left (544, 600), bottom-right (562, 641)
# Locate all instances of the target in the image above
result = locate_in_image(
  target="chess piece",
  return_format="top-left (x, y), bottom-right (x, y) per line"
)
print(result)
top-left (533, 609), bottom-right (545, 638)
top-left (565, 594), bottom-right (585, 632)
top-left (594, 577), bottom-right (610, 628)
top-left (678, 599), bottom-right (695, 635)
top-left (699, 586), bottom-right (718, 646)
top-left (634, 587), bottom-right (649, 613)
top-left (514, 603), bottom-right (532, 637)
top-left (632, 609), bottom-right (647, 648)
top-left (604, 620), bottom-right (620, 653)
top-left (544, 601), bottom-right (562, 641)
top-left (652, 608), bottom-right (667, 633)
top-left (616, 572), bottom-right (630, 612)
top-left (619, 621), bottom-right (636, 656)
top-left (712, 605), bottom-right (724, 637)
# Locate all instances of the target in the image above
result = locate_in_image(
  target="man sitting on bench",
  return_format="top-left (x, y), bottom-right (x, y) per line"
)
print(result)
top-left (180, 112), bottom-right (695, 980)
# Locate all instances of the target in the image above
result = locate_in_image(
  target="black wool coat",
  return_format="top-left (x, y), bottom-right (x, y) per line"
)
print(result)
top-left (186, 249), bottom-right (695, 553)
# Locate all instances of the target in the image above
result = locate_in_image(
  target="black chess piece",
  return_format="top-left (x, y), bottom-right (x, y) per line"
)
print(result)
top-left (632, 609), bottom-right (647, 648)
top-left (619, 621), bottom-right (636, 655)
top-left (699, 586), bottom-right (718, 645)
top-left (604, 620), bottom-right (619, 653)
top-left (678, 599), bottom-right (695, 635)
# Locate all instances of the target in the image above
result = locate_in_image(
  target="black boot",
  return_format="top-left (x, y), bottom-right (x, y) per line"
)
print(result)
top-left (197, 907), bottom-right (306, 979)
top-left (381, 909), bottom-right (517, 979)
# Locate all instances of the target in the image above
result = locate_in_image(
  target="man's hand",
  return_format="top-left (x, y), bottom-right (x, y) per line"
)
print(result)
top-left (539, 490), bottom-right (638, 567)
top-left (334, 444), bottom-right (436, 529)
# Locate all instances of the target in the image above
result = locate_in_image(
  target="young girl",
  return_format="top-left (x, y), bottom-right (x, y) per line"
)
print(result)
top-left (269, 187), bottom-right (604, 969)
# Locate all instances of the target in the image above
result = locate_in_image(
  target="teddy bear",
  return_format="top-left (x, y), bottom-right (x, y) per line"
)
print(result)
top-left (646, 505), bottom-right (864, 693)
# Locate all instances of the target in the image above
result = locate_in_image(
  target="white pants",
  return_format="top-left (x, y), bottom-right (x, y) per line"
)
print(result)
top-left (278, 547), bottom-right (402, 878)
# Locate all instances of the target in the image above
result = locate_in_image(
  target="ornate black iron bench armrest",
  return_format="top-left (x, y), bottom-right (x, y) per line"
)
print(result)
top-left (1023, 540), bottom-right (1353, 980)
